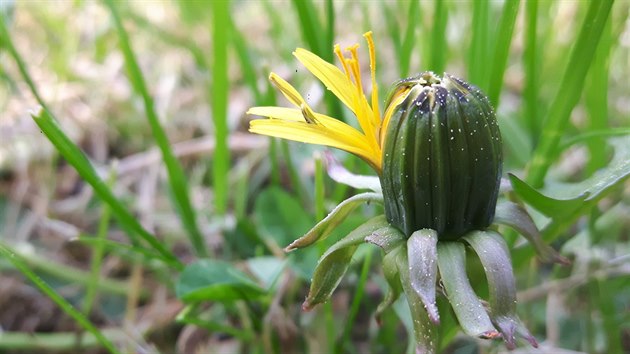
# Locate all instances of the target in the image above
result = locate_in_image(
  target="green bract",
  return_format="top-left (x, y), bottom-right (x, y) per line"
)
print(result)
top-left (381, 72), bottom-right (502, 239)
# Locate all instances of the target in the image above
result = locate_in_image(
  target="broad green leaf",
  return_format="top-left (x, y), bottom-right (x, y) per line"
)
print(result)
top-left (543, 137), bottom-right (630, 202)
top-left (508, 173), bottom-right (587, 218)
top-left (285, 192), bottom-right (383, 251)
top-left (436, 242), bottom-right (498, 339)
top-left (176, 260), bottom-right (265, 303)
top-left (494, 201), bottom-right (568, 265)
top-left (255, 187), bottom-right (312, 247)
top-left (246, 257), bottom-right (286, 290)
top-left (303, 216), bottom-right (389, 310)
top-left (511, 136), bottom-right (630, 218)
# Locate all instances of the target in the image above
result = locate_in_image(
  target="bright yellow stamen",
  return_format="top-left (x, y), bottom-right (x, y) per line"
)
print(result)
top-left (363, 31), bottom-right (380, 128)
top-left (380, 88), bottom-right (411, 147)
top-left (347, 44), bottom-right (363, 94)
top-left (334, 44), bottom-right (351, 81)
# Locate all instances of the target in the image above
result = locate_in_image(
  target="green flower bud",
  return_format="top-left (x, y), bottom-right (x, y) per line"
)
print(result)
top-left (380, 72), bottom-right (502, 240)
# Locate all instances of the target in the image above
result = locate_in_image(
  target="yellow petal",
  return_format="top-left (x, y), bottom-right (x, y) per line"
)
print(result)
top-left (249, 119), bottom-right (380, 170)
top-left (247, 106), bottom-right (372, 151)
top-left (268, 73), bottom-right (304, 108)
top-left (293, 48), bottom-right (356, 110)
top-left (380, 87), bottom-right (411, 147)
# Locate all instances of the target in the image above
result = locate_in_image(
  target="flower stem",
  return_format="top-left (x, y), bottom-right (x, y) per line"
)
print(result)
top-left (338, 248), bottom-right (373, 351)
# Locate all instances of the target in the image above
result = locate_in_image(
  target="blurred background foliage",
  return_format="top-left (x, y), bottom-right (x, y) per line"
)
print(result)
top-left (0, 0), bottom-right (629, 353)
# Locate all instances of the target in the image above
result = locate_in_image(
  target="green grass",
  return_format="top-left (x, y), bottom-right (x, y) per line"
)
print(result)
top-left (1, 1), bottom-right (629, 353)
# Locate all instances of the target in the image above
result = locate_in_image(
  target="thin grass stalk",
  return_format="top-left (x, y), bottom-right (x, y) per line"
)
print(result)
top-left (103, 0), bottom-right (207, 257)
top-left (292, 0), bottom-right (324, 58)
top-left (0, 244), bottom-right (121, 354)
top-left (400, 0), bottom-right (419, 77)
top-left (231, 17), bottom-right (263, 103)
top-left (584, 16), bottom-right (612, 176)
top-left (0, 241), bottom-right (131, 296)
top-left (1, 16), bottom-right (179, 265)
top-left (468, 0), bottom-right (490, 89)
top-left (125, 10), bottom-right (207, 69)
top-left (0, 16), bottom-right (48, 110)
top-left (83, 170), bottom-right (115, 316)
top-left (526, 0), bottom-right (614, 187)
top-left (314, 153), bottom-right (336, 354)
top-left (31, 108), bottom-right (180, 267)
top-left (211, 0), bottom-right (231, 216)
top-left (430, 0), bottom-right (448, 73)
top-left (487, 0), bottom-right (520, 106)
top-left (523, 0), bottom-right (540, 145)
top-left (0, 330), bottom-right (129, 351)
top-left (325, 0), bottom-right (335, 63)
top-left (338, 249), bottom-right (373, 352)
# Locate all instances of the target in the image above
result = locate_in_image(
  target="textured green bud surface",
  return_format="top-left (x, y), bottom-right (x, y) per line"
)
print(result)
top-left (381, 72), bottom-right (502, 240)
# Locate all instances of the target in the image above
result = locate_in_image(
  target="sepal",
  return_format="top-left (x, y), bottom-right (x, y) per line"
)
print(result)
top-left (397, 247), bottom-right (438, 354)
top-left (463, 231), bottom-right (538, 349)
top-left (406, 229), bottom-right (440, 324)
top-left (285, 192), bottom-right (383, 251)
top-left (436, 241), bottom-right (499, 339)
top-left (303, 215), bottom-right (389, 310)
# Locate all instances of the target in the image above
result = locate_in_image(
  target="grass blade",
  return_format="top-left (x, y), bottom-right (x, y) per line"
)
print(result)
top-left (0, 243), bottom-right (121, 354)
top-left (526, 0), bottom-right (614, 187)
top-left (103, 0), bottom-right (208, 256)
top-left (468, 0), bottom-right (490, 88)
top-left (210, 0), bottom-right (231, 215)
top-left (31, 108), bottom-right (182, 269)
top-left (400, 0), bottom-right (419, 77)
top-left (292, 0), bottom-right (324, 58)
top-left (230, 17), bottom-right (262, 104)
top-left (1, 16), bottom-right (181, 268)
top-left (0, 15), bottom-right (48, 110)
top-left (83, 176), bottom-right (113, 315)
top-left (487, 0), bottom-right (520, 106)
top-left (584, 15), bottom-right (612, 176)
top-left (429, 0), bottom-right (448, 73)
top-left (522, 0), bottom-right (540, 144)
